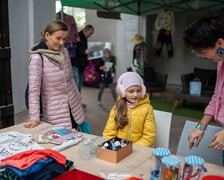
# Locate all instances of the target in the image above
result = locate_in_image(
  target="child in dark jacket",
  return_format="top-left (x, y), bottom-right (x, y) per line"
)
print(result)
top-left (95, 48), bottom-right (117, 105)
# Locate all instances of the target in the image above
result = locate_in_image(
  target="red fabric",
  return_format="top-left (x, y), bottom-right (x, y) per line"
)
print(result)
top-left (0, 149), bottom-right (66, 170)
top-left (202, 175), bottom-right (224, 180)
top-left (53, 169), bottom-right (104, 180)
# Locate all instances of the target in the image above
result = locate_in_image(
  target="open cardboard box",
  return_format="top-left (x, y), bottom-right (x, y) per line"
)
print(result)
top-left (97, 137), bottom-right (132, 163)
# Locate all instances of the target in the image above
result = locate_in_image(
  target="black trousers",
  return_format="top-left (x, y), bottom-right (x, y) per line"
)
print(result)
top-left (69, 108), bottom-right (78, 129)
top-left (155, 29), bottom-right (174, 58)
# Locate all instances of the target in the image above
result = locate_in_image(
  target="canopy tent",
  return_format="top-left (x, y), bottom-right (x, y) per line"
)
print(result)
top-left (60, 0), bottom-right (224, 16)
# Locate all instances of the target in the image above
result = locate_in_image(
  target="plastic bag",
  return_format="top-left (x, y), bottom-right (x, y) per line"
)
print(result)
top-left (97, 170), bottom-right (144, 180)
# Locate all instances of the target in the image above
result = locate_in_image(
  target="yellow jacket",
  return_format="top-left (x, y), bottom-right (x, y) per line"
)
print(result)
top-left (103, 94), bottom-right (156, 147)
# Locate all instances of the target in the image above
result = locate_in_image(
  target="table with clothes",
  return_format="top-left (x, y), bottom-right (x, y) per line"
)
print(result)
top-left (0, 122), bottom-right (224, 180)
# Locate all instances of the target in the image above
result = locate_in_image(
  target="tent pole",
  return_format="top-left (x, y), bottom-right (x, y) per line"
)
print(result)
top-left (137, 0), bottom-right (140, 33)
top-left (138, 16), bottom-right (140, 33)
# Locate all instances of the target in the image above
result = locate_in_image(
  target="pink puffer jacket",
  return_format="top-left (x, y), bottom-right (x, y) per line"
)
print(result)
top-left (28, 49), bottom-right (85, 129)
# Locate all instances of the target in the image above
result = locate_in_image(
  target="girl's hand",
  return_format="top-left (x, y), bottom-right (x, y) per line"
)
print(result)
top-left (23, 121), bottom-right (40, 128)
top-left (85, 49), bottom-right (94, 54)
top-left (100, 66), bottom-right (106, 70)
top-left (208, 130), bottom-right (224, 150)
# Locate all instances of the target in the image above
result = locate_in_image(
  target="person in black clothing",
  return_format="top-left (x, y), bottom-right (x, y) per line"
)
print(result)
top-left (95, 48), bottom-right (117, 105)
top-left (72, 24), bottom-right (94, 92)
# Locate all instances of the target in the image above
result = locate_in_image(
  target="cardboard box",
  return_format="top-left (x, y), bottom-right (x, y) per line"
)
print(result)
top-left (97, 137), bottom-right (132, 163)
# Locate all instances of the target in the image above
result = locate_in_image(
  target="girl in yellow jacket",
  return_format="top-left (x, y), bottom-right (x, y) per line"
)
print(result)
top-left (103, 72), bottom-right (156, 147)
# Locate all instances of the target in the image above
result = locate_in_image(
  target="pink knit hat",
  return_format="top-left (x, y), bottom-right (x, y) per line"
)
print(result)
top-left (116, 72), bottom-right (146, 98)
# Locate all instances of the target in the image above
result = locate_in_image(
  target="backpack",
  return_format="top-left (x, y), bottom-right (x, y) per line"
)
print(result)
top-left (84, 59), bottom-right (100, 85)
top-left (25, 54), bottom-right (43, 117)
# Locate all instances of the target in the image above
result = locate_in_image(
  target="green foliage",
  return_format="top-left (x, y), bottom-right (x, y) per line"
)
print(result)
top-left (150, 99), bottom-right (204, 120)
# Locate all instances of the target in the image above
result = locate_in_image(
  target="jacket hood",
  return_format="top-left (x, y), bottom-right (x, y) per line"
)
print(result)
top-left (29, 41), bottom-right (66, 65)
top-left (137, 93), bottom-right (150, 107)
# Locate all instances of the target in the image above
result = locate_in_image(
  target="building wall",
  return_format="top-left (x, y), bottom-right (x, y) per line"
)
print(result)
top-left (8, 0), bottom-right (55, 113)
top-left (146, 11), bottom-right (217, 87)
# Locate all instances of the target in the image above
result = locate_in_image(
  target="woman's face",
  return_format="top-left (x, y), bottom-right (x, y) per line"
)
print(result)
top-left (199, 39), bottom-right (224, 63)
top-left (45, 30), bottom-right (68, 51)
top-left (125, 85), bottom-right (142, 104)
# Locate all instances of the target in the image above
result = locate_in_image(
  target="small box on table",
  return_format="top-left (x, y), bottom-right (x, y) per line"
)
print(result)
top-left (97, 137), bottom-right (132, 163)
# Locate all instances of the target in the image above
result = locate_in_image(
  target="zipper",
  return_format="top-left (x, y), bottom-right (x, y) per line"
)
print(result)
top-left (127, 108), bottom-right (132, 140)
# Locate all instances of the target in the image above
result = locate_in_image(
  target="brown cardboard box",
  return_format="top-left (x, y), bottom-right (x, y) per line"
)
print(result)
top-left (97, 138), bottom-right (132, 163)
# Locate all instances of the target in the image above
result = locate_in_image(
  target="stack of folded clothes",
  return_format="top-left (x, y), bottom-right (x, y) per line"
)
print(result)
top-left (0, 149), bottom-right (73, 180)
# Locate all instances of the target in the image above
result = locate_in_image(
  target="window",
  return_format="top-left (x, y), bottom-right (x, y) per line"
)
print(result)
top-left (56, 0), bottom-right (86, 28)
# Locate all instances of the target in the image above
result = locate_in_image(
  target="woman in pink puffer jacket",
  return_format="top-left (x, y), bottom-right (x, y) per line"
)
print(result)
top-left (23, 20), bottom-right (85, 129)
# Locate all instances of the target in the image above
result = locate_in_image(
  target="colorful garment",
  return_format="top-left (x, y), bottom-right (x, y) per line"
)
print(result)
top-left (0, 149), bottom-right (66, 170)
top-left (155, 10), bottom-right (175, 58)
top-left (0, 131), bottom-right (43, 160)
top-left (132, 42), bottom-right (148, 77)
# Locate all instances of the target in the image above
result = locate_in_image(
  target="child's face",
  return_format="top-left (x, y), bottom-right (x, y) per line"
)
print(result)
top-left (125, 85), bottom-right (142, 104)
top-left (104, 52), bottom-right (111, 59)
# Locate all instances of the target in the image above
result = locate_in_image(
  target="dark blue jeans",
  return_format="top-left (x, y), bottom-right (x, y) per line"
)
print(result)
top-left (72, 66), bottom-right (84, 92)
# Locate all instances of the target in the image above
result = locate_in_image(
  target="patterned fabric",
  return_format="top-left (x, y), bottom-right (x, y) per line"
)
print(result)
top-left (132, 42), bottom-right (148, 77)
top-left (56, 12), bottom-right (79, 44)
top-left (155, 10), bottom-right (175, 32)
top-left (0, 131), bottom-right (43, 160)
top-left (131, 59), bottom-right (144, 77)
top-left (0, 169), bottom-right (18, 180)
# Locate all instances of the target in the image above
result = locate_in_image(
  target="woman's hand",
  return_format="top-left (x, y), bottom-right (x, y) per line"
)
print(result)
top-left (208, 130), bottom-right (224, 150)
top-left (23, 121), bottom-right (40, 128)
top-left (188, 115), bottom-right (213, 149)
top-left (188, 128), bottom-right (205, 149)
